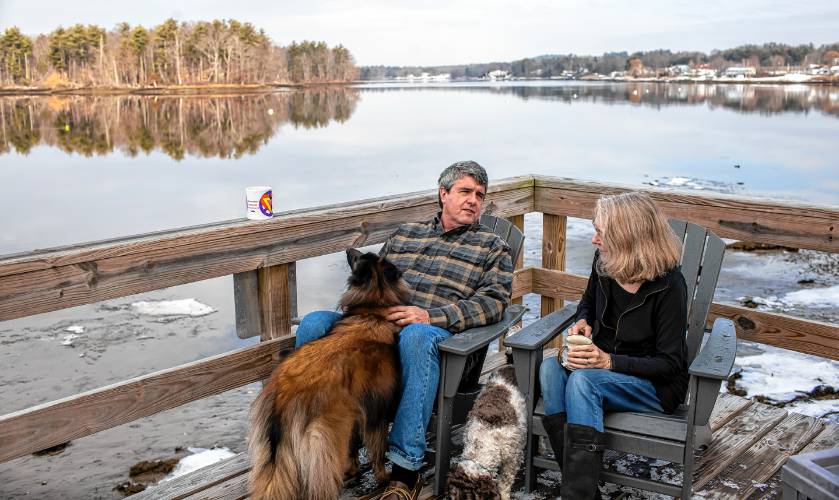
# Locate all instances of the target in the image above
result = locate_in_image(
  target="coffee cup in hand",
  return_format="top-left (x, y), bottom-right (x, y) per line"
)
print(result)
top-left (560, 333), bottom-right (593, 370)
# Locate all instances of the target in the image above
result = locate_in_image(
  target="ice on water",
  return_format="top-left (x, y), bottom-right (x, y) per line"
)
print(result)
top-left (131, 298), bottom-right (215, 317)
top-left (163, 447), bottom-right (236, 482)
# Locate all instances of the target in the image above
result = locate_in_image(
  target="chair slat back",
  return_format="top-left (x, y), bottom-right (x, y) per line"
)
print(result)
top-left (668, 219), bottom-right (688, 242)
top-left (668, 219), bottom-right (726, 363)
top-left (680, 223), bottom-right (707, 315)
top-left (481, 214), bottom-right (524, 265)
top-left (686, 232), bottom-right (725, 363)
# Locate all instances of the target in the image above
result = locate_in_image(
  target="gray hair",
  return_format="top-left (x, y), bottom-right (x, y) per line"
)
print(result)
top-left (437, 161), bottom-right (489, 208)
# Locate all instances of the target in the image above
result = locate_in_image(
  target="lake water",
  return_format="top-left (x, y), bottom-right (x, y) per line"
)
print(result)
top-left (1, 81), bottom-right (837, 254)
top-left (0, 81), bottom-right (837, 497)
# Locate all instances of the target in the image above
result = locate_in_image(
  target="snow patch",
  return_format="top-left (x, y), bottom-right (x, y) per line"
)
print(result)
top-left (163, 447), bottom-right (236, 481)
top-left (740, 285), bottom-right (839, 312)
top-left (644, 176), bottom-right (743, 194)
top-left (735, 351), bottom-right (839, 402)
top-left (781, 285), bottom-right (839, 308)
top-left (720, 479), bottom-right (740, 489)
top-left (60, 334), bottom-right (79, 346)
top-left (65, 325), bottom-right (85, 334)
top-left (738, 295), bottom-right (785, 309)
top-left (131, 299), bottom-right (215, 317)
top-left (785, 399), bottom-right (839, 422)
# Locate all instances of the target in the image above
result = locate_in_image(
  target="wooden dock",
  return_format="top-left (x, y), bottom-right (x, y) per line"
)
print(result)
top-left (127, 350), bottom-right (838, 499)
top-left (1, 175), bottom-right (836, 498)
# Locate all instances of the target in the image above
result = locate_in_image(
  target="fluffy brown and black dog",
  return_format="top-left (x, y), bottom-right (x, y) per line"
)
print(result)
top-left (249, 249), bottom-right (411, 500)
top-left (445, 365), bottom-right (527, 500)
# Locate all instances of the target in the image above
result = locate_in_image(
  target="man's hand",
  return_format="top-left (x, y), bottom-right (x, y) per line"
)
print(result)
top-left (386, 306), bottom-right (430, 326)
top-left (568, 319), bottom-right (592, 337)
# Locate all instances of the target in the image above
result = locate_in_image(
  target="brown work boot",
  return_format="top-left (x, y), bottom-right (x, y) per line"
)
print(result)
top-left (379, 479), bottom-right (422, 500)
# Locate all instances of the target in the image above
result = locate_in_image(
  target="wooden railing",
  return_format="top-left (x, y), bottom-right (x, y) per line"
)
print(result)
top-left (0, 174), bottom-right (836, 470)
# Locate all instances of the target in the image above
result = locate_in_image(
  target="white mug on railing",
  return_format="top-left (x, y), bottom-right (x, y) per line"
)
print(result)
top-left (246, 186), bottom-right (273, 220)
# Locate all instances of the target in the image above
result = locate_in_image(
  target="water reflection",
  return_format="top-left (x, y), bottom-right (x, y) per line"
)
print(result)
top-left (358, 82), bottom-right (839, 117)
top-left (1, 83), bottom-right (836, 159)
top-left (0, 88), bottom-right (360, 159)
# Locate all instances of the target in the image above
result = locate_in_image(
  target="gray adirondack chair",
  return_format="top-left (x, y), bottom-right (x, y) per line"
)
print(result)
top-left (429, 213), bottom-right (526, 496)
top-left (505, 219), bottom-right (736, 499)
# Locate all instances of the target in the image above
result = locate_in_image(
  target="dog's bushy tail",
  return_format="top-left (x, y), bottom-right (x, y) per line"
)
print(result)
top-left (249, 385), bottom-right (345, 500)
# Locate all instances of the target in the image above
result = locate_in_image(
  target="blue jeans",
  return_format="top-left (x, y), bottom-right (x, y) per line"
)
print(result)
top-left (296, 311), bottom-right (452, 471)
top-left (539, 356), bottom-right (663, 432)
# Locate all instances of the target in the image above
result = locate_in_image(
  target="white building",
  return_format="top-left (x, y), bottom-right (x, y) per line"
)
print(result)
top-left (487, 69), bottom-right (510, 80)
top-left (691, 65), bottom-right (717, 78)
top-left (724, 66), bottom-right (757, 78)
top-left (667, 64), bottom-right (690, 76)
top-left (808, 64), bottom-right (830, 75)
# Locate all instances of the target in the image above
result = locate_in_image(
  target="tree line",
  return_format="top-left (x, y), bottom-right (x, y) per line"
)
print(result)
top-left (0, 20), bottom-right (359, 87)
top-left (360, 42), bottom-right (839, 79)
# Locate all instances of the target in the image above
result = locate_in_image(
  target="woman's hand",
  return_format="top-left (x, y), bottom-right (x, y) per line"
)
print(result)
top-left (565, 342), bottom-right (612, 370)
top-left (568, 319), bottom-right (592, 337)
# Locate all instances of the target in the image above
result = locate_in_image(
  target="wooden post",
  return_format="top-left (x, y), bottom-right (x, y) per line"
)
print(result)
top-left (509, 215), bottom-right (525, 303)
top-left (234, 262), bottom-right (297, 341)
top-left (498, 215), bottom-right (526, 350)
top-left (542, 214), bottom-right (567, 348)
top-left (257, 262), bottom-right (295, 341)
top-left (233, 270), bottom-right (262, 339)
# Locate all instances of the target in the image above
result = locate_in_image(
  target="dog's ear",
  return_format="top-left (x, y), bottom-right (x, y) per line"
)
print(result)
top-left (346, 248), bottom-right (363, 270)
top-left (382, 260), bottom-right (402, 283)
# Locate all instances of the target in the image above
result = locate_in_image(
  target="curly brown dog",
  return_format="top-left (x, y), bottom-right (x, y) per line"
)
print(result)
top-left (446, 365), bottom-right (527, 500)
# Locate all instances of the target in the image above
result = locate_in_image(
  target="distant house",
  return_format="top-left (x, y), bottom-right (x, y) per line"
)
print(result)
top-left (667, 64), bottom-right (690, 76)
top-left (807, 64), bottom-right (830, 75)
top-left (724, 66), bottom-right (757, 78)
top-left (486, 69), bottom-right (510, 80)
top-left (691, 64), bottom-right (717, 78)
top-left (831, 66), bottom-right (839, 75)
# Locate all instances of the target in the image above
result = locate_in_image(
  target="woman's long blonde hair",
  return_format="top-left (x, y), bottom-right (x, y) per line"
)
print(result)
top-left (594, 191), bottom-right (682, 284)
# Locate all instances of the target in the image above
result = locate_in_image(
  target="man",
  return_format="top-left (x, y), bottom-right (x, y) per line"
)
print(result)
top-left (295, 160), bottom-right (513, 499)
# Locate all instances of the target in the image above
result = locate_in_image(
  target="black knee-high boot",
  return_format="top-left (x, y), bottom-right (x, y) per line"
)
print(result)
top-left (561, 423), bottom-right (606, 500)
top-left (542, 412), bottom-right (567, 469)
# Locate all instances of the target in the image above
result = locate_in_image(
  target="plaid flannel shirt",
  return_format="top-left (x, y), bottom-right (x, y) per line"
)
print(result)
top-left (379, 214), bottom-right (513, 333)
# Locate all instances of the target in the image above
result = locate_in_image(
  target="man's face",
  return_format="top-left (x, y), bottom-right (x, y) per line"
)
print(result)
top-left (439, 175), bottom-right (486, 230)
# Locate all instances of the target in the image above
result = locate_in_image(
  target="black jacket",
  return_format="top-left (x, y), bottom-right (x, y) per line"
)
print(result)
top-left (576, 252), bottom-right (689, 414)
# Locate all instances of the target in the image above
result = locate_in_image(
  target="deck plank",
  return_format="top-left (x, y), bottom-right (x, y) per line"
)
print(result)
top-left (183, 474), bottom-right (248, 500)
top-left (796, 422), bottom-right (839, 454)
top-left (133, 452), bottom-right (249, 500)
top-left (709, 392), bottom-right (754, 432)
top-left (693, 401), bottom-right (787, 491)
top-left (699, 412), bottom-right (824, 499)
top-left (746, 424), bottom-right (839, 500)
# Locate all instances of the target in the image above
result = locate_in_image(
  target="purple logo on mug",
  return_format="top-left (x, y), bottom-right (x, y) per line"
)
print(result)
top-left (259, 191), bottom-right (272, 216)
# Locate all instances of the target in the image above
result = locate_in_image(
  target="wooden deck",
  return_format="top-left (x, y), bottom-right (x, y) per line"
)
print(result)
top-left (133, 350), bottom-right (838, 500)
top-left (2, 176), bottom-right (836, 498)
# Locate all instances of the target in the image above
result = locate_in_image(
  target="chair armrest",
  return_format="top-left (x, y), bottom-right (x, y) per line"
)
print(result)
top-left (438, 305), bottom-right (526, 356)
top-left (503, 305), bottom-right (577, 350)
top-left (689, 318), bottom-right (737, 380)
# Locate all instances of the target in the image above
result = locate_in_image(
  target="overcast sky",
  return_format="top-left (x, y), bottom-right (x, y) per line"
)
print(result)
top-left (1, 0), bottom-right (837, 66)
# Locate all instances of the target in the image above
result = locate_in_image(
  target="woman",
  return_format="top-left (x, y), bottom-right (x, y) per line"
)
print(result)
top-left (539, 191), bottom-right (688, 499)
